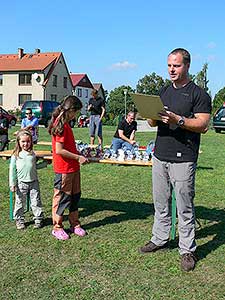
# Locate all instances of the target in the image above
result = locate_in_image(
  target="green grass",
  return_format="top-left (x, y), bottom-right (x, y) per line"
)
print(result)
top-left (0, 126), bottom-right (224, 300)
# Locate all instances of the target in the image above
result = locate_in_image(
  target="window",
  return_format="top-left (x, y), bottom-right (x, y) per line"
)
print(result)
top-left (51, 94), bottom-right (57, 101)
top-left (19, 94), bottom-right (32, 106)
top-left (0, 74), bottom-right (2, 85)
top-left (53, 75), bottom-right (57, 87)
top-left (85, 89), bottom-right (88, 98)
top-left (19, 74), bottom-right (32, 85)
top-left (0, 94), bottom-right (3, 105)
top-left (63, 77), bottom-right (67, 88)
top-left (77, 88), bottom-right (82, 97)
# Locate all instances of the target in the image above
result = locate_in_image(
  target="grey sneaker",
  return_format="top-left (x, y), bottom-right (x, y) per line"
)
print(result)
top-left (33, 220), bottom-right (43, 229)
top-left (181, 253), bottom-right (197, 272)
top-left (139, 241), bottom-right (168, 254)
top-left (16, 221), bottom-right (26, 230)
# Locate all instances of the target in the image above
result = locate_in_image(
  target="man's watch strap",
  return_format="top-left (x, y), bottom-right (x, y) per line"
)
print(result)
top-left (177, 116), bottom-right (185, 127)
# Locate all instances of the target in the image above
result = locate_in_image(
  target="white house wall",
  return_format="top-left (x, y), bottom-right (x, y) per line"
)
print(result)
top-left (73, 86), bottom-right (93, 114)
top-left (0, 73), bottom-right (45, 110)
top-left (45, 56), bottom-right (73, 102)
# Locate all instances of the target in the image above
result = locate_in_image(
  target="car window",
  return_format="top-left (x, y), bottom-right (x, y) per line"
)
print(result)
top-left (217, 108), bottom-right (225, 118)
top-left (23, 101), bottom-right (40, 109)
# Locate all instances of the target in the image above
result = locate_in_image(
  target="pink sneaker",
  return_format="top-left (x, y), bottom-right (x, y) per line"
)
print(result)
top-left (71, 226), bottom-right (86, 237)
top-left (52, 228), bottom-right (70, 240)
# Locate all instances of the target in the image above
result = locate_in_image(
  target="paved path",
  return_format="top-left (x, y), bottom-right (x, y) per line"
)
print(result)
top-left (137, 120), bottom-right (157, 132)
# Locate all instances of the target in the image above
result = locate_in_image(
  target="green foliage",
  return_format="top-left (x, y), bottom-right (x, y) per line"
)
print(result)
top-left (102, 113), bottom-right (121, 126)
top-left (136, 72), bottom-right (167, 95)
top-left (212, 87), bottom-right (225, 114)
top-left (106, 85), bottom-right (135, 117)
top-left (8, 107), bottom-right (21, 119)
top-left (195, 63), bottom-right (210, 94)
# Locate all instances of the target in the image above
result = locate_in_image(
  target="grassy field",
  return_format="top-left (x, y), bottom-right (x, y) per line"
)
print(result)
top-left (0, 125), bottom-right (224, 300)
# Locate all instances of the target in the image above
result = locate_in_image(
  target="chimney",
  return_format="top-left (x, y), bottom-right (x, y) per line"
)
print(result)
top-left (18, 48), bottom-right (24, 59)
top-left (35, 48), bottom-right (41, 54)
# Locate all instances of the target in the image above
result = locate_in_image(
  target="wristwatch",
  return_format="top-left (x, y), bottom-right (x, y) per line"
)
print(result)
top-left (177, 116), bottom-right (185, 127)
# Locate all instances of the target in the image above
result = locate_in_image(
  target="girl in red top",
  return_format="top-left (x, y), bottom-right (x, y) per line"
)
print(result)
top-left (49, 96), bottom-right (88, 240)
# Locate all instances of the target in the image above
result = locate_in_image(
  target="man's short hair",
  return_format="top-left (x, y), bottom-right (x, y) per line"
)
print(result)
top-left (26, 108), bottom-right (32, 113)
top-left (169, 48), bottom-right (191, 65)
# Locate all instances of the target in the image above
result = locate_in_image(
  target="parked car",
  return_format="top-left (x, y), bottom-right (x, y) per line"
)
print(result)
top-left (21, 100), bottom-right (60, 128)
top-left (213, 104), bottom-right (225, 133)
top-left (21, 100), bottom-right (76, 128)
top-left (0, 106), bottom-right (17, 126)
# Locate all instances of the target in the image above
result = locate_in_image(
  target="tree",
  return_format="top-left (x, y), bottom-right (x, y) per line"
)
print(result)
top-left (106, 85), bottom-right (135, 117)
top-left (195, 63), bottom-right (210, 94)
top-left (212, 87), bottom-right (225, 115)
top-left (136, 72), bottom-right (168, 95)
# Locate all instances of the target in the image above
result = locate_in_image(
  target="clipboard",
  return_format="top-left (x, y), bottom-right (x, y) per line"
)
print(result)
top-left (130, 92), bottom-right (164, 120)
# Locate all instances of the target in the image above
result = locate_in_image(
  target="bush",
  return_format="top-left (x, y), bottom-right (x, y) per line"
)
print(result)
top-left (102, 113), bottom-right (121, 126)
top-left (8, 107), bottom-right (21, 121)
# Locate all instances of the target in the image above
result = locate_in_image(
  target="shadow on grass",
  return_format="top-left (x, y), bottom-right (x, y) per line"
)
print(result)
top-left (41, 201), bottom-right (224, 260)
top-left (80, 198), bottom-right (154, 230)
top-left (196, 166), bottom-right (214, 170)
top-left (43, 198), bottom-right (154, 229)
top-left (195, 205), bottom-right (225, 260)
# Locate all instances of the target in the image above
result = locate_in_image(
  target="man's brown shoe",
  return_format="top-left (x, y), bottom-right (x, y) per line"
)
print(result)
top-left (181, 253), bottom-right (197, 272)
top-left (139, 241), bottom-right (168, 254)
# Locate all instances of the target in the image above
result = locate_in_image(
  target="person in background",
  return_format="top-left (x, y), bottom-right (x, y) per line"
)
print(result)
top-left (112, 111), bottom-right (137, 153)
top-left (9, 130), bottom-right (45, 230)
top-left (48, 95), bottom-right (88, 240)
top-left (139, 48), bottom-right (211, 272)
top-left (0, 108), bottom-right (9, 151)
top-left (88, 89), bottom-right (105, 148)
top-left (21, 108), bottom-right (39, 144)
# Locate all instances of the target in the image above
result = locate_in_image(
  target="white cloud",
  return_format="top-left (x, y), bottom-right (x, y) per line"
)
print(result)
top-left (207, 55), bottom-right (216, 62)
top-left (109, 61), bottom-right (137, 71)
top-left (207, 42), bottom-right (216, 49)
top-left (192, 53), bottom-right (202, 61)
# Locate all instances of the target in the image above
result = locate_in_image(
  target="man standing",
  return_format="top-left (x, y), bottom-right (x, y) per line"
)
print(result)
top-left (88, 89), bottom-right (105, 148)
top-left (139, 48), bottom-right (211, 272)
top-left (21, 108), bottom-right (39, 144)
top-left (112, 111), bottom-right (137, 153)
top-left (0, 109), bottom-right (9, 151)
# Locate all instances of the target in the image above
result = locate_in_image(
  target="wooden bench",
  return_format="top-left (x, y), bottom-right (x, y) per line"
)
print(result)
top-left (0, 149), bottom-right (52, 160)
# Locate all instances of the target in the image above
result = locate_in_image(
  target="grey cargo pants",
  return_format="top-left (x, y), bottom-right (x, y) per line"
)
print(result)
top-left (151, 155), bottom-right (197, 255)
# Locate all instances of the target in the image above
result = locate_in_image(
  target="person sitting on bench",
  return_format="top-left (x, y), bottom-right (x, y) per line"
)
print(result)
top-left (21, 108), bottom-right (39, 144)
top-left (112, 111), bottom-right (137, 153)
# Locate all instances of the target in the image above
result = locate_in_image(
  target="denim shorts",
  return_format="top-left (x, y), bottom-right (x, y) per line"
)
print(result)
top-left (89, 115), bottom-right (102, 137)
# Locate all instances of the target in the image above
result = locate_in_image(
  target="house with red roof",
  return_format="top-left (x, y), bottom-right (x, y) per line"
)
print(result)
top-left (93, 83), bottom-right (106, 101)
top-left (70, 73), bottom-right (94, 114)
top-left (0, 48), bottom-right (73, 109)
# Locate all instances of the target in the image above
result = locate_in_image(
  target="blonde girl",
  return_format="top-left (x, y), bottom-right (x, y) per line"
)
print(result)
top-left (9, 130), bottom-right (44, 229)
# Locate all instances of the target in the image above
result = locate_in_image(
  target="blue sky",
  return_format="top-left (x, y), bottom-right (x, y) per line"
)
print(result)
top-left (2, 0), bottom-right (225, 97)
